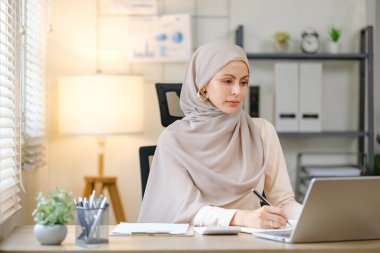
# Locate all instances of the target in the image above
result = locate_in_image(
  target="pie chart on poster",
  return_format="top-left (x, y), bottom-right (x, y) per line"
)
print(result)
top-left (172, 32), bottom-right (183, 43)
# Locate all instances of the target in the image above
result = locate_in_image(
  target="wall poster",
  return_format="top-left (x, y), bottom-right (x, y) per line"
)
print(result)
top-left (126, 14), bottom-right (192, 62)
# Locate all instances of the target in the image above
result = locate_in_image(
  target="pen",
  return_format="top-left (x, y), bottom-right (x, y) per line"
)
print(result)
top-left (88, 197), bottom-right (109, 240)
top-left (89, 190), bottom-right (96, 208)
top-left (252, 189), bottom-right (292, 226)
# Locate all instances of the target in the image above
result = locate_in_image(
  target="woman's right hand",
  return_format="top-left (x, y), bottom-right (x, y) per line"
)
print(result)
top-left (230, 206), bottom-right (288, 229)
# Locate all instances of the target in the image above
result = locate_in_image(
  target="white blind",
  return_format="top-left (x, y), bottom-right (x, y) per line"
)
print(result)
top-left (0, 0), bottom-right (22, 223)
top-left (21, 0), bottom-right (45, 170)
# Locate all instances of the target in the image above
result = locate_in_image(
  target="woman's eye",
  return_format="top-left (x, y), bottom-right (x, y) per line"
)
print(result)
top-left (241, 80), bottom-right (249, 86)
top-left (223, 80), bottom-right (233, 85)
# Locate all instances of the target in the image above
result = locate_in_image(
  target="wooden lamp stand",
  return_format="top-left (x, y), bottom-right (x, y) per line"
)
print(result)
top-left (83, 137), bottom-right (126, 223)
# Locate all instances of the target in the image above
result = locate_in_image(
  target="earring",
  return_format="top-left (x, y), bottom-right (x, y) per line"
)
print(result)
top-left (197, 89), bottom-right (208, 103)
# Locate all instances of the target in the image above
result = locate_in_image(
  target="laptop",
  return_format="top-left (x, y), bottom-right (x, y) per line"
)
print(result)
top-left (252, 177), bottom-right (380, 243)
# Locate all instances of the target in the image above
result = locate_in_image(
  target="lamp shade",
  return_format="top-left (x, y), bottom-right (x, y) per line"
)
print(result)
top-left (58, 74), bottom-right (144, 135)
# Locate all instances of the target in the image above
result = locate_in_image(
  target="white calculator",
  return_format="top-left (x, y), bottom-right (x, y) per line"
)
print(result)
top-left (194, 226), bottom-right (240, 235)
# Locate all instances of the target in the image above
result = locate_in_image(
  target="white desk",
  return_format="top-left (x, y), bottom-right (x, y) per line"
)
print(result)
top-left (1, 226), bottom-right (380, 253)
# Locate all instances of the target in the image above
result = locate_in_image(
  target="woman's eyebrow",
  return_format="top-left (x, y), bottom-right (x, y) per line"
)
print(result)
top-left (220, 74), bottom-right (236, 78)
top-left (220, 74), bottom-right (249, 79)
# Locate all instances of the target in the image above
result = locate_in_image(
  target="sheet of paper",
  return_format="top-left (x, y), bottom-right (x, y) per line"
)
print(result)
top-left (111, 223), bottom-right (189, 235)
top-left (240, 219), bottom-right (297, 234)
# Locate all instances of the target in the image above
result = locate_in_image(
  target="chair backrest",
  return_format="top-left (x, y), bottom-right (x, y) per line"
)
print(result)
top-left (139, 145), bottom-right (156, 199)
top-left (155, 83), bottom-right (184, 127)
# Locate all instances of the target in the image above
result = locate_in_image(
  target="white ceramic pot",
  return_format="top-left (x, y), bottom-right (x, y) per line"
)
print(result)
top-left (33, 224), bottom-right (67, 245)
top-left (327, 42), bottom-right (341, 53)
top-left (274, 42), bottom-right (289, 53)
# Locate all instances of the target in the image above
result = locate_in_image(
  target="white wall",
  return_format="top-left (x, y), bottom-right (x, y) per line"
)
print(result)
top-left (20, 0), bottom-right (375, 224)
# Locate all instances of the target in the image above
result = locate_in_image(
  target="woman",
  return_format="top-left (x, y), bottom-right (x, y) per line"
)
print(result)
top-left (138, 41), bottom-right (302, 229)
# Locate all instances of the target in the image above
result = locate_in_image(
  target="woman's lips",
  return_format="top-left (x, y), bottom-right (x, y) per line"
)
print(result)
top-left (226, 100), bottom-right (240, 106)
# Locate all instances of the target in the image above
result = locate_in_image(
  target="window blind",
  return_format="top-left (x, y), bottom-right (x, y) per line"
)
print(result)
top-left (21, 0), bottom-right (45, 170)
top-left (0, 0), bottom-right (22, 223)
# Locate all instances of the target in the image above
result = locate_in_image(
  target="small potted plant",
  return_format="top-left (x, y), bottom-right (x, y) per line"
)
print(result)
top-left (32, 188), bottom-right (76, 245)
top-left (327, 26), bottom-right (341, 53)
top-left (273, 32), bottom-right (291, 52)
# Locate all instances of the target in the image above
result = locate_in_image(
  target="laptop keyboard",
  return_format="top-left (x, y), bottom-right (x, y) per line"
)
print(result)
top-left (276, 231), bottom-right (292, 238)
top-left (263, 230), bottom-right (292, 238)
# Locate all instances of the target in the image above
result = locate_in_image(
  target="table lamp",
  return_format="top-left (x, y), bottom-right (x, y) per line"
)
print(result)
top-left (57, 74), bottom-right (144, 222)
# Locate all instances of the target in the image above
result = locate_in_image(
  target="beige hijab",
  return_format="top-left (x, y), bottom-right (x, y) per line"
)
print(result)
top-left (138, 41), bottom-right (264, 223)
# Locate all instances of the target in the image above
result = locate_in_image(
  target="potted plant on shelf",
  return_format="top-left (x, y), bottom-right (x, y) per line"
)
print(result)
top-left (327, 26), bottom-right (341, 53)
top-left (273, 32), bottom-right (291, 53)
top-left (32, 188), bottom-right (76, 245)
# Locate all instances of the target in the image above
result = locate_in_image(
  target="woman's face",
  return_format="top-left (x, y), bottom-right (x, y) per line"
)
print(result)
top-left (204, 60), bottom-right (249, 114)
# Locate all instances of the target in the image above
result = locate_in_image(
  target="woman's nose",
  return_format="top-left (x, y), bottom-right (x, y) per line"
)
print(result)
top-left (231, 83), bottom-right (240, 95)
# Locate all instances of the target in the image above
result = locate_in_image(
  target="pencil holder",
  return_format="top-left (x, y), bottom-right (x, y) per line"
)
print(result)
top-left (75, 206), bottom-right (109, 244)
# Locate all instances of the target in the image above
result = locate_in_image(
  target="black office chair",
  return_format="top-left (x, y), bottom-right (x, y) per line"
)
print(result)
top-left (155, 83), bottom-right (184, 127)
top-left (139, 145), bottom-right (156, 199)
top-left (138, 83), bottom-right (184, 199)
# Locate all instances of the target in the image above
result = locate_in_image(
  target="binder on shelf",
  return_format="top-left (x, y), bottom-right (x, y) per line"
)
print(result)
top-left (274, 63), bottom-right (299, 132)
top-left (299, 63), bottom-right (322, 132)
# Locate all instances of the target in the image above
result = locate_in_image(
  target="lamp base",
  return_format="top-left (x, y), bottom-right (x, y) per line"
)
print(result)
top-left (83, 176), bottom-right (126, 223)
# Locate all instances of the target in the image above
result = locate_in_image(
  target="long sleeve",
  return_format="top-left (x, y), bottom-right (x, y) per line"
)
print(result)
top-left (191, 205), bottom-right (237, 226)
top-left (261, 120), bottom-right (302, 219)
